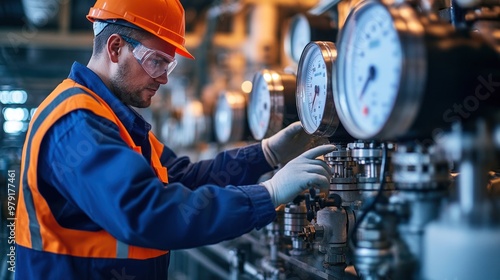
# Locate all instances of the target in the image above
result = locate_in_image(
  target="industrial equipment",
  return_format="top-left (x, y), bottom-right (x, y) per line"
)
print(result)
top-left (247, 69), bottom-right (298, 140)
top-left (197, 0), bottom-right (500, 279)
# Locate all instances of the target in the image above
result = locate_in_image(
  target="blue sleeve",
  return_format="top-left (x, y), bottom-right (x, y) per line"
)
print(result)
top-left (38, 110), bottom-right (276, 250)
top-left (160, 143), bottom-right (274, 190)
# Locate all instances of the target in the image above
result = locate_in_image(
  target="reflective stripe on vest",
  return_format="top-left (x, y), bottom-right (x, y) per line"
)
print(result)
top-left (16, 79), bottom-right (168, 259)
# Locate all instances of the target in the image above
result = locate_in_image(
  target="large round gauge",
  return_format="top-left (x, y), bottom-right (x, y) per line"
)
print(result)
top-left (335, 1), bottom-right (426, 140)
top-left (296, 41), bottom-right (339, 137)
top-left (214, 91), bottom-right (249, 144)
top-left (284, 14), bottom-right (338, 64)
top-left (247, 69), bottom-right (297, 140)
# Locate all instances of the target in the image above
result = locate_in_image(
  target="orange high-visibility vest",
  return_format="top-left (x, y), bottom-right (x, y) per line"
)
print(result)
top-left (16, 79), bottom-right (169, 259)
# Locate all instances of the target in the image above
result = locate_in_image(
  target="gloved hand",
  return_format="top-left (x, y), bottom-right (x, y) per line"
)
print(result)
top-left (262, 121), bottom-right (328, 167)
top-left (261, 144), bottom-right (336, 207)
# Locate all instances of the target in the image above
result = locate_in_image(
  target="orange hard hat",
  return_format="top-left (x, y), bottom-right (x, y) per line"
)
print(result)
top-left (87, 0), bottom-right (194, 59)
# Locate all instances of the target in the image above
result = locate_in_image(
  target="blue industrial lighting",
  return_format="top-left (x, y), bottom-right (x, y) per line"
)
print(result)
top-left (0, 89), bottom-right (28, 104)
top-left (3, 120), bottom-right (27, 134)
top-left (3, 107), bottom-right (30, 121)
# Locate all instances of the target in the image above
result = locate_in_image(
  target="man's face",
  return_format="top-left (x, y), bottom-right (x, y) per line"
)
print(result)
top-left (109, 35), bottom-right (176, 108)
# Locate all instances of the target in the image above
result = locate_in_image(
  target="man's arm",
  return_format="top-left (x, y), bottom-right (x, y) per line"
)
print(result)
top-left (38, 110), bottom-right (276, 250)
top-left (158, 143), bottom-right (274, 189)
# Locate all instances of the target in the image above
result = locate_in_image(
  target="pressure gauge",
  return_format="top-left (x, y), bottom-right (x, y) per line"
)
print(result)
top-left (335, 1), bottom-right (500, 141)
top-left (214, 91), bottom-right (249, 144)
top-left (335, 1), bottom-right (425, 140)
top-left (284, 13), bottom-right (338, 64)
top-left (180, 100), bottom-right (209, 147)
top-left (296, 41), bottom-right (340, 137)
top-left (247, 69), bottom-right (298, 140)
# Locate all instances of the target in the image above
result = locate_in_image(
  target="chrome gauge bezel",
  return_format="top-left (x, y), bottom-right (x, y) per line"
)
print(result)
top-left (248, 69), bottom-right (296, 140)
top-left (334, 1), bottom-right (427, 140)
top-left (296, 41), bottom-right (340, 137)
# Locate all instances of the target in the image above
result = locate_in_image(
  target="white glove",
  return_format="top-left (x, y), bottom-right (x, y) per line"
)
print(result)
top-left (261, 144), bottom-right (335, 207)
top-left (262, 121), bottom-right (328, 167)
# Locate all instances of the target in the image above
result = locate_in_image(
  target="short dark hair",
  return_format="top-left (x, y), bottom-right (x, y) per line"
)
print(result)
top-left (92, 23), bottom-right (154, 56)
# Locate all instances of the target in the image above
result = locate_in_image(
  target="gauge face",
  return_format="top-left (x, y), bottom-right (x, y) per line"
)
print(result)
top-left (248, 70), bottom-right (299, 140)
top-left (336, 2), bottom-right (403, 139)
top-left (214, 92), bottom-right (247, 144)
top-left (296, 41), bottom-right (338, 136)
top-left (286, 14), bottom-right (311, 64)
top-left (298, 45), bottom-right (328, 132)
top-left (248, 72), bottom-right (272, 140)
top-left (214, 95), bottom-right (233, 143)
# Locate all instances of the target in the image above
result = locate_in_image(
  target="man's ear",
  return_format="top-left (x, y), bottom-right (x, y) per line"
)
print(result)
top-left (107, 34), bottom-right (123, 63)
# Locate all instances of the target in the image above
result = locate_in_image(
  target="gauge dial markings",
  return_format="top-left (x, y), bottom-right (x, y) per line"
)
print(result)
top-left (296, 41), bottom-right (339, 136)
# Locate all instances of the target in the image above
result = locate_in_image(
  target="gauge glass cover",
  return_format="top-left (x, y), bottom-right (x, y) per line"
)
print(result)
top-left (248, 72), bottom-right (272, 140)
top-left (214, 96), bottom-right (232, 143)
top-left (297, 42), bottom-right (331, 135)
top-left (337, 2), bottom-right (403, 138)
top-left (287, 14), bottom-right (311, 63)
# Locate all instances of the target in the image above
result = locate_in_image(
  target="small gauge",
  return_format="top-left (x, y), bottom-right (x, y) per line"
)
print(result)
top-left (214, 91), bottom-right (249, 144)
top-left (180, 100), bottom-right (208, 147)
top-left (284, 13), bottom-right (338, 64)
top-left (296, 41), bottom-right (340, 137)
top-left (247, 69), bottom-right (298, 140)
top-left (284, 14), bottom-right (311, 64)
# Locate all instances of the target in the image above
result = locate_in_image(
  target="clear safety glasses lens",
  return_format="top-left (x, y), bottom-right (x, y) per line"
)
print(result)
top-left (120, 35), bottom-right (177, 78)
top-left (133, 46), bottom-right (177, 78)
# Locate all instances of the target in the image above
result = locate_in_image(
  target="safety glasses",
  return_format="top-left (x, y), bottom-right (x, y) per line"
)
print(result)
top-left (120, 34), bottom-right (177, 78)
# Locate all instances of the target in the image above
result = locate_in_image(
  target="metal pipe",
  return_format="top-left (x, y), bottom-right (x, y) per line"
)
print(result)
top-left (184, 249), bottom-right (231, 279)
top-left (459, 160), bottom-right (487, 215)
top-left (246, 2), bottom-right (278, 64)
top-left (205, 243), bottom-right (266, 280)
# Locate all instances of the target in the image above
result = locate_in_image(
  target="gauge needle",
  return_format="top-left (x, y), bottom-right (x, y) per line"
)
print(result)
top-left (358, 65), bottom-right (376, 100)
top-left (311, 85), bottom-right (319, 109)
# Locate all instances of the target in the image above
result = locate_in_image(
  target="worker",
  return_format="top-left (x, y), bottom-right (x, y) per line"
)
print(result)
top-left (14, 0), bottom-right (335, 279)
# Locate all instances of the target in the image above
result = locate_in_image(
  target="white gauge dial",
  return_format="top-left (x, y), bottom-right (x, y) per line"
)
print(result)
top-left (296, 41), bottom-right (339, 137)
top-left (347, 4), bottom-right (402, 135)
top-left (248, 72), bottom-right (272, 140)
top-left (214, 95), bottom-right (233, 143)
top-left (214, 91), bottom-right (248, 144)
top-left (300, 46), bottom-right (328, 131)
top-left (336, 1), bottom-right (407, 139)
top-left (247, 69), bottom-right (298, 140)
top-left (285, 14), bottom-right (338, 65)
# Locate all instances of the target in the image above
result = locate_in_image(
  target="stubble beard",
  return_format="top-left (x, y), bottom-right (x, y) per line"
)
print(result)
top-left (110, 62), bottom-right (152, 108)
